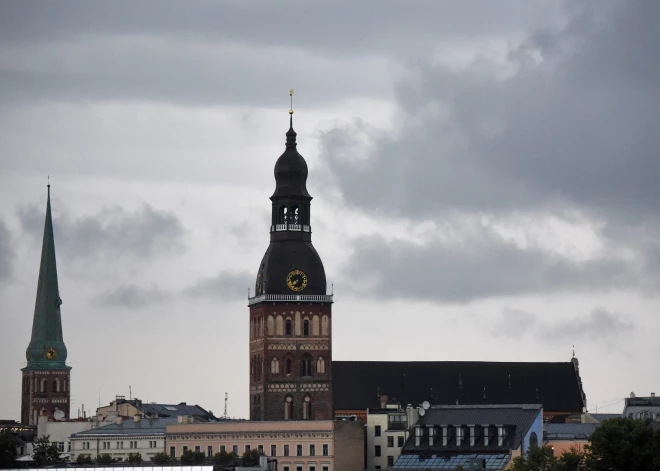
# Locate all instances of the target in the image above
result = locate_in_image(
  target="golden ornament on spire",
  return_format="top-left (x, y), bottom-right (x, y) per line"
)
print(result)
top-left (289, 89), bottom-right (294, 114)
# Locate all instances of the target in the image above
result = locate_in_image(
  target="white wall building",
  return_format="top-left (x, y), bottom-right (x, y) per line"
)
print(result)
top-left (365, 399), bottom-right (418, 469)
top-left (70, 415), bottom-right (173, 462)
top-left (622, 393), bottom-right (660, 421)
top-left (37, 416), bottom-right (92, 459)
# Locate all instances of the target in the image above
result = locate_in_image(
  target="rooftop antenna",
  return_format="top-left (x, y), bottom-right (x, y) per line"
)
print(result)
top-left (223, 392), bottom-right (228, 419)
top-left (129, 385), bottom-right (132, 400)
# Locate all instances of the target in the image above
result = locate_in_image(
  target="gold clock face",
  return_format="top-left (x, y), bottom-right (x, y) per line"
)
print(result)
top-left (286, 270), bottom-right (308, 292)
top-left (45, 347), bottom-right (57, 360)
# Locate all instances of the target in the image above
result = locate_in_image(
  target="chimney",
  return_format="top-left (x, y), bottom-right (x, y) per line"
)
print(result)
top-left (116, 417), bottom-right (123, 425)
top-left (380, 395), bottom-right (388, 408)
top-left (133, 414), bottom-right (141, 423)
top-left (652, 392), bottom-right (656, 398)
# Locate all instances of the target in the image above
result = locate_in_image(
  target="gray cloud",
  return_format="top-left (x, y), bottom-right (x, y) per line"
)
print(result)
top-left (93, 284), bottom-right (170, 309)
top-left (546, 307), bottom-right (633, 340)
top-left (319, 0), bottom-right (660, 223)
top-left (0, 219), bottom-right (14, 281)
top-left (17, 203), bottom-right (185, 261)
top-left (184, 271), bottom-right (253, 301)
top-left (342, 229), bottom-right (645, 303)
top-left (495, 306), bottom-right (633, 342)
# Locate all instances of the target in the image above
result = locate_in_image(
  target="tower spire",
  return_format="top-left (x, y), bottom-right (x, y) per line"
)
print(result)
top-left (24, 184), bottom-right (68, 369)
top-left (286, 89), bottom-right (297, 148)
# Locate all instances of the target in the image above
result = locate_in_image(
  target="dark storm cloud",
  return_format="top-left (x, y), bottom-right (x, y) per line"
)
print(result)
top-left (93, 284), bottom-right (170, 309)
top-left (17, 203), bottom-right (185, 261)
top-left (320, 0), bottom-right (660, 221)
top-left (343, 233), bottom-right (643, 303)
top-left (0, 219), bottom-right (14, 281)
top-left (184, 271), bottom-right (254, 301)
top-left (0, 0), bottom-right (563, 107)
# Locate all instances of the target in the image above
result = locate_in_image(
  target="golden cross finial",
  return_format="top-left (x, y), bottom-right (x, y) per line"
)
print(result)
top-left (289, 89), bottom-right (294, 115)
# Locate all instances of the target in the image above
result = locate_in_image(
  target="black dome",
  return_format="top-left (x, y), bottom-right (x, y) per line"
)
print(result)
top-left (271, 125), bottom-right (311, 199)
top-left (256, 240), bottom-right (327, 296)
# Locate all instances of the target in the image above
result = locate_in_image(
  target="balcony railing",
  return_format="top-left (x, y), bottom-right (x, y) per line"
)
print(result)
top-left (271, 224), bottom-right (311, 233)
top-left (248, 294), bottom-right (333, 306)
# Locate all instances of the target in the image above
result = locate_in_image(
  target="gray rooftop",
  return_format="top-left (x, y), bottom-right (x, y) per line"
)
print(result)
top-left (589, 413), bottom-right (621, 423)
top-left (544, 423), bottom-right (598, 440)
top-left (72, 418), bottom-right (177, 437)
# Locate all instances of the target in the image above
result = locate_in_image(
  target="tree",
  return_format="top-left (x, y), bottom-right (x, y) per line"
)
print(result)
top-left (32, 435), bottom-right (62, 467)
top-left (555, 446), bottom-right (588, 471)
top-left (127, 452), bottom-right (142, 463)
top-left (509, 446), bottom-right (557, 471)
top-left (211, 450), bottom-right (233, 465)
top-left (75, 454), bottom-right (93, 465)
top-left (242, 449), bottom-right (263, 467)
top-left (0, 429), bottom-right (19, 469)
top-left (152, 452), bottom-right (170, 464)
top-left (96, 453), bottom-right (116, 464)
top-left (586, 417), bottom-right (659, 471)
top-left (181, 449), bottom-right (206, 465)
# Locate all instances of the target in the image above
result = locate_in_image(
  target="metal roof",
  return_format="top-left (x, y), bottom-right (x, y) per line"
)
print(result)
top-left (393, 453), bottom-right (511, 470)
top-left (544, 423), bottom-right (598, 440)
top-left (72, 418), bottom-right (177, 437)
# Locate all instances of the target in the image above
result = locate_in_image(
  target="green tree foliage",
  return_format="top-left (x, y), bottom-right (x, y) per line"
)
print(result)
top-left (96, 453), bottom-right (116, 464)
top-left (152, 452), bottom-right (171, 464)
top-left (510, 446), bottom-right (557, 471)
top-left (127, 452), bottom-right (142, 463)
top-left (242, 449), bottom-right (263, 466)
top-left (75, 454), bottom-right (93, 464)
top-left (211, 449), bottom-right (234, 464)
top-left (0, 429), bottom-right (19, 469)
top-left (586, 417), bottom-right (660, 471)
top-left (180, 449), bottom-right (206, 465)
top-left (32, 435), bottom-right (62, 467)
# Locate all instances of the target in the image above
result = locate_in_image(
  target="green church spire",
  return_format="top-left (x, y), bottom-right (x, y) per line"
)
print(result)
top-left (24, 185), bottom-right (69, 370)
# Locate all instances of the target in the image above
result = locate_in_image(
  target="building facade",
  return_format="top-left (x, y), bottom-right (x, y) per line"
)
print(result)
top-left (21, 185), bottom-right (72, 425)
top-left (95, 396), bottom-right (215, 422)
top-left (365, 401), bottom-right (416, 470)
top-left (70, 416), bottom-right (174, 462)
top-left (166, 420), bottom-right (364, 471)
top-left (248, 109), bottom-right (333, 421)
top-left (36, 416), bottom-right (92, 459)
top-left (622, 392), bottom-right (660, 421)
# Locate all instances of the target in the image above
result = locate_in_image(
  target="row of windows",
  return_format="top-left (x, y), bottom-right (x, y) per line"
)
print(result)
top-left (30, 377), bottom-right (68, 393)
top-left (282, 466), bottom-right (329, 471)
top-left (86, 440), bottom-right (157, 450)
top-left (173, 443), bottom-right (329, 458)
top-left (251, 355), bottom-right (327, 382)
top-left (250, 314), bottom-right (331, 339)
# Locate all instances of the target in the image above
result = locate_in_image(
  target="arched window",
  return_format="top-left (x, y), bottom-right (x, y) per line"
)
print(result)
top-left (267, 316), bottom-right (275, 336)
top-left (63, 379), bottom-right (67, 392)
top-left (529, 432), bottom-right (538, 448)
top-left (303, 319), bottom-right (310, 336)
top-left (285, 318), bottom-right (293, 336)
top-left (276, 315), bottom-right (284, 336)
top-left (316, 356), bottom-right (326, 374)
top-left (312, 315), bottom-right (320, 336)
top-left (271, 357), bottom-right (280, 375)
top-left (292, 205), bottom-right (300, 225)
top-left (40, 378), bottom-right (47, 393)
top-left (301, 355), bottom-right (313, 377)
top-left (286, 358), bottom-right (292, 375)
top-left (279, 206), bottom-right (288, 224)
top-left (321, 315), bottom-right (330, 336)
top-left (303, 396), bottom-right (312, 420)
top-left (284, 396), bottom-right (293, 420)
top-left (54, 377), bottom-right (60, 393)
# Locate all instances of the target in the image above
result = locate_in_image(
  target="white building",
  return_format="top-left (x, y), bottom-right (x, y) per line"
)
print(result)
top-left (37, 416), bottom-right (92, 459)
top-left (70, 415), bottom-right (173, 462)
top-left (622, 392), bottom-right (660, 421)
top-left (364, 398), bottom-right (418, 469)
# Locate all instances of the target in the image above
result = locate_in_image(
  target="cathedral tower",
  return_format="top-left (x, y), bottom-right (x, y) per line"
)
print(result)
top-left (248, 105), bottom-right (333, 421)
top-left (21, 185), bottom-right (71, 425)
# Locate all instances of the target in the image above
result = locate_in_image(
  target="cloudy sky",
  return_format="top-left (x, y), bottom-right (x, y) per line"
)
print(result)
top-left (1, 0), bottom-right (658, 420)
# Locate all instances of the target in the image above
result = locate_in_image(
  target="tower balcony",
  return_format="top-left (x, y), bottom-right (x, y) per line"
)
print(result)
top-left (248, 293), bottom-right (333, 306)
top-left (271, 224), bottom-right (311, 233)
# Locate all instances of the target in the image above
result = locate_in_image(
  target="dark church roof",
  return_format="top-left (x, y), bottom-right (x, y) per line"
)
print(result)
top-left (333, 361), bottom-right (585, 413)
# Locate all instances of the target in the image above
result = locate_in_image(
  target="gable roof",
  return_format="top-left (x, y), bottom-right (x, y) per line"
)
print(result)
top-left (333, 361), bottom-right (585, 413)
